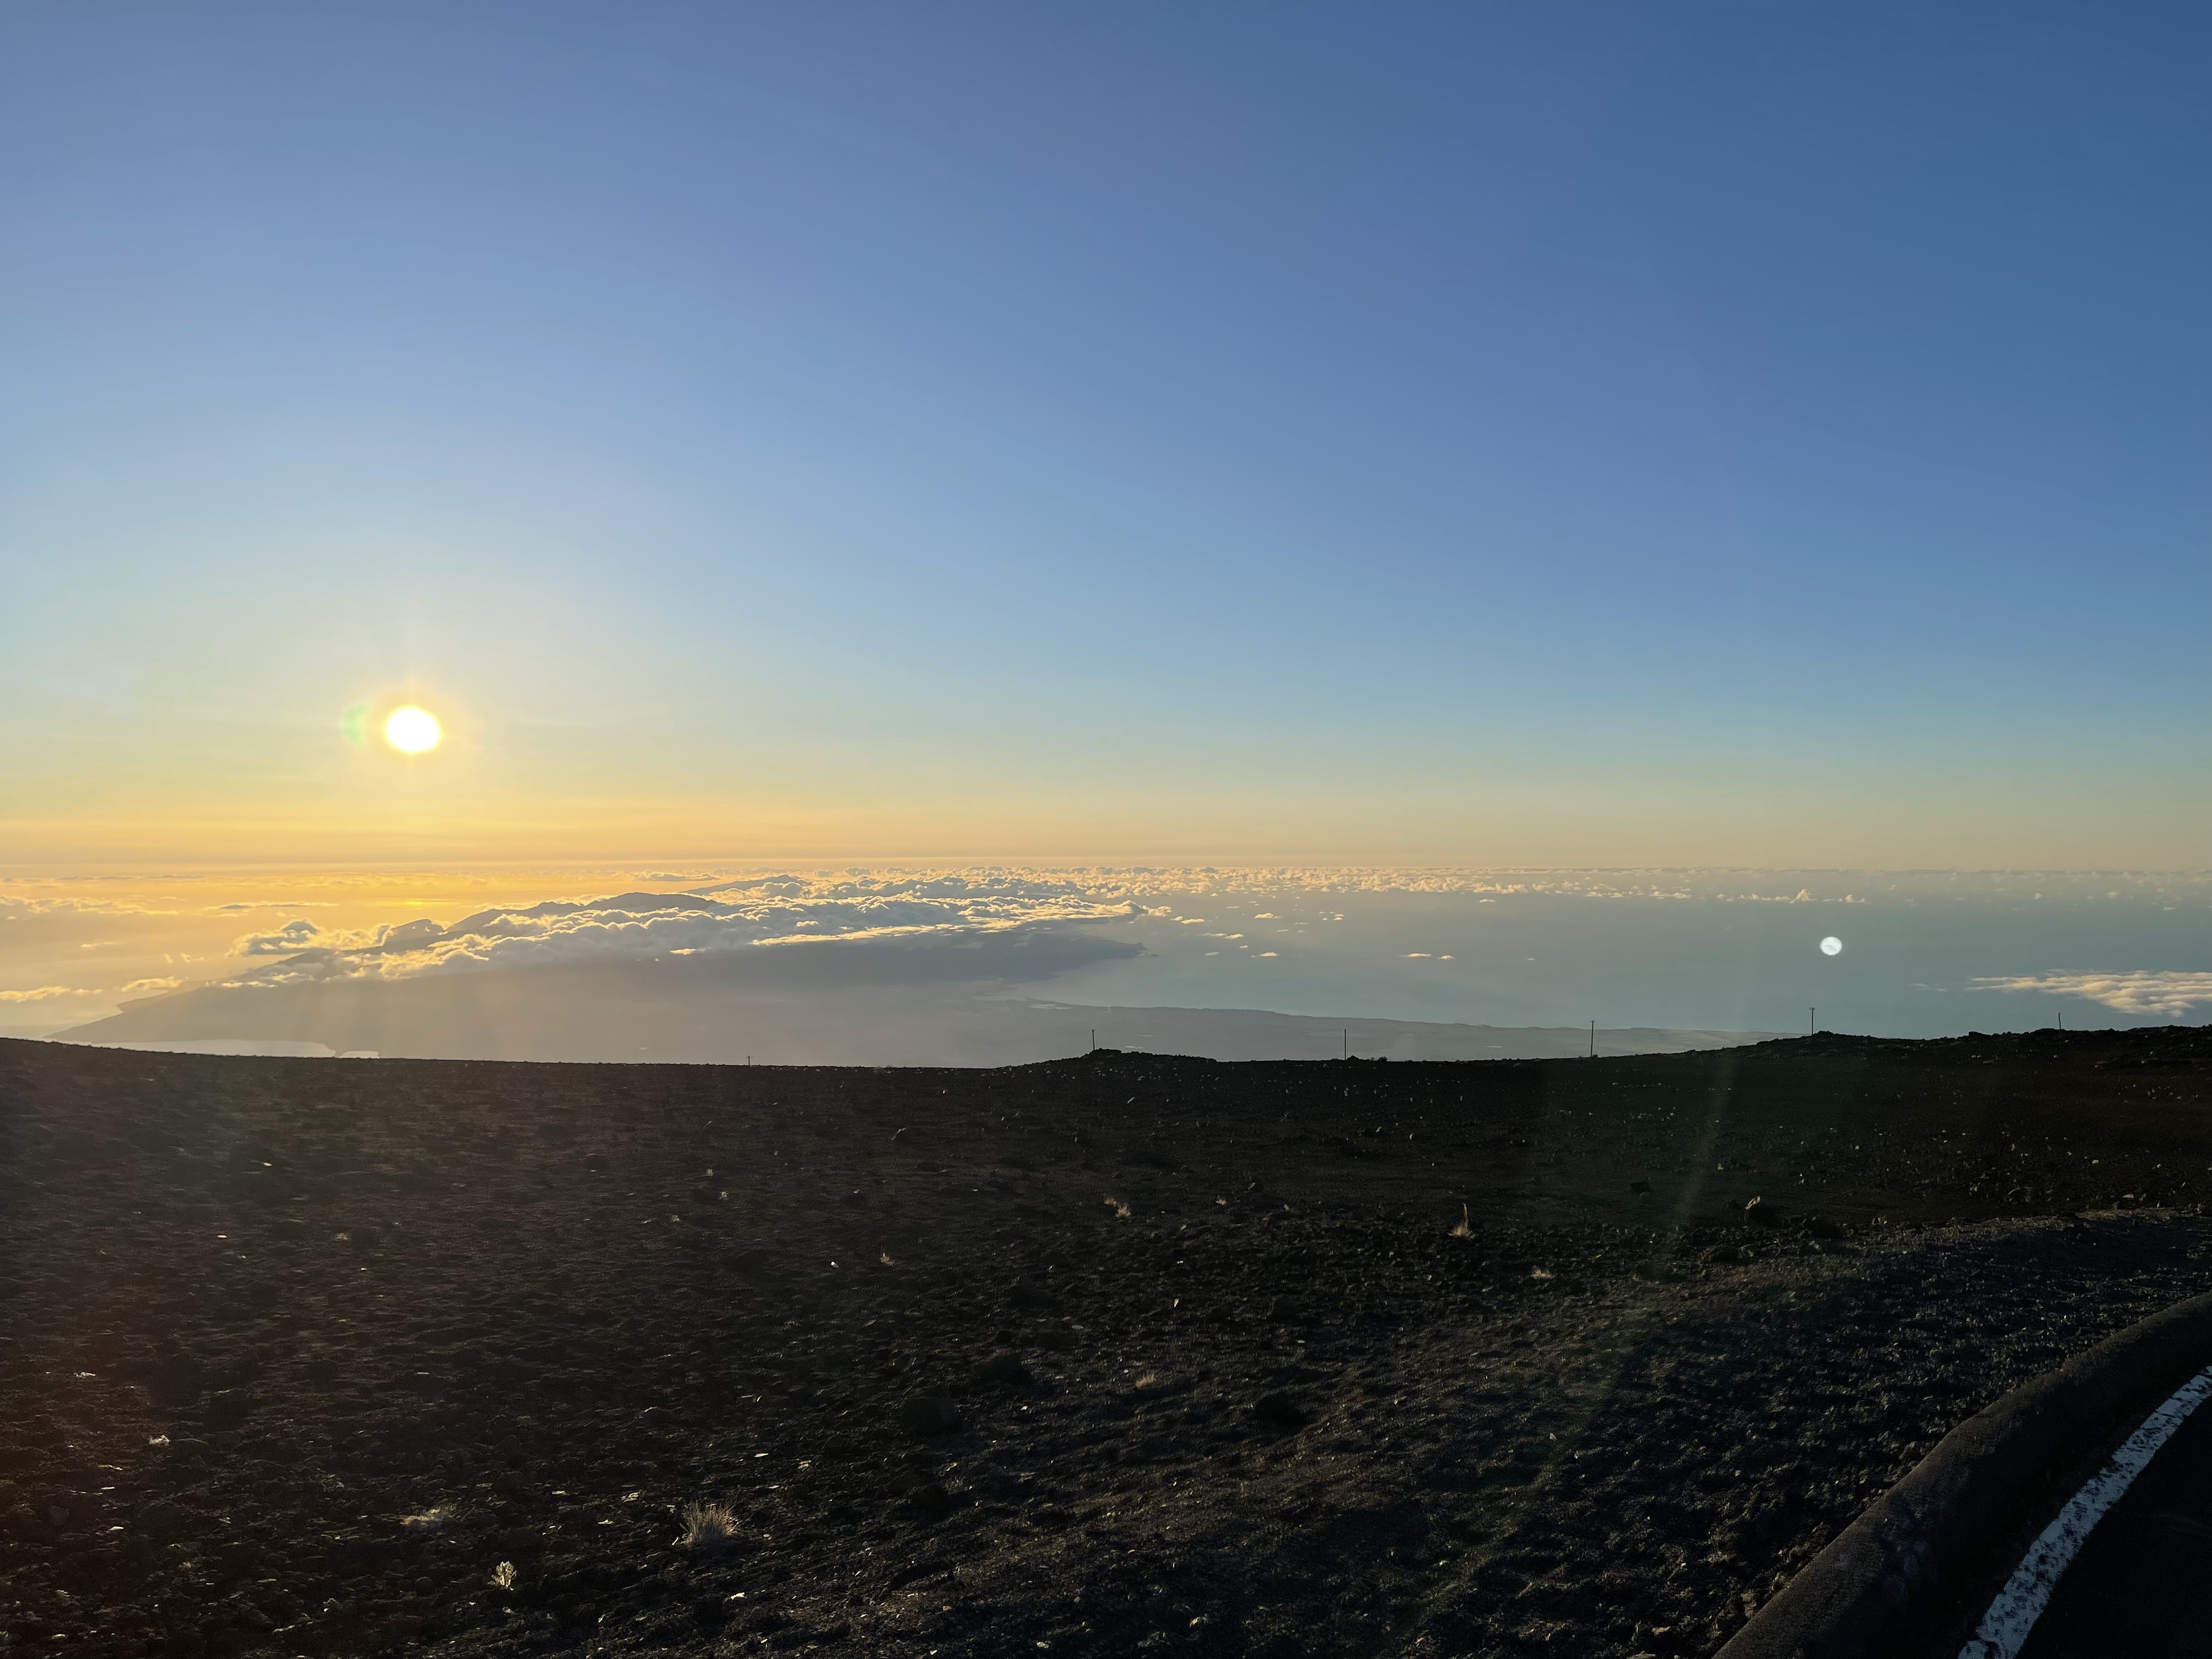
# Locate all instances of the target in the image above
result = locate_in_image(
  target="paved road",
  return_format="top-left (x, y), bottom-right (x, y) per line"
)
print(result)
top-left (2018, 1390), bottom-right (2212, 1658)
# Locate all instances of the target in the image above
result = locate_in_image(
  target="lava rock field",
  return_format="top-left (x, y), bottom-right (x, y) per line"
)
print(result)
top-left (4, 1026), bottom-right (2212, 1659)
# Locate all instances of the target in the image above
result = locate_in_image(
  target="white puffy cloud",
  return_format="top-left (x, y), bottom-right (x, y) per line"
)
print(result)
top-left (235, 918), bottom-right (328, 955)
top-left (0, 985), bottom-right (88, 1002)
top-left (1970, 970), bottom-right (2212, 1018)
top-left (122, 977), bottom-right (182, 994)
top-left (231, 917), bottom-right (435, 957)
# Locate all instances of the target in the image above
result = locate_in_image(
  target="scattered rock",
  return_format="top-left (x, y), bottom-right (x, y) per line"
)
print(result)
top-left (9, 1018), bottom-right (2212, 1659)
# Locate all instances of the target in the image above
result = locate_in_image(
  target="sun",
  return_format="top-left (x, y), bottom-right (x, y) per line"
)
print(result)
top-left (383, 706), bottom-right (442, 754)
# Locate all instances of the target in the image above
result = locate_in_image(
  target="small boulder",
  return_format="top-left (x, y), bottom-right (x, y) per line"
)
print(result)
top-left (1741, 1197), bottom-right (1780, 1228)
top-left (204, 1389), bottom-right (256, 1429)
top-left (903, 1481), bottom-right (953, 1519)
top-left (975, 1352), bottom-right (1032, 1388)
top-left (139, 1350), bottom-right (204, 1409)
top-left (899, 1395), bottom-right (962, 1438)
top-left (1250, 1392), bottom-right (1311, 1434)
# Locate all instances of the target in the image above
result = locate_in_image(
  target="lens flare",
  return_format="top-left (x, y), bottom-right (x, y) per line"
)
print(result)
top-left (384, 706), bottom-right (442, 754)
top-left (1820, 935), bottom-right (1843, 956)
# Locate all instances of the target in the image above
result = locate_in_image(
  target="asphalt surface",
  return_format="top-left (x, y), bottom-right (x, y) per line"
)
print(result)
top-left (2018, 1387), bottom-right (2212, 1659)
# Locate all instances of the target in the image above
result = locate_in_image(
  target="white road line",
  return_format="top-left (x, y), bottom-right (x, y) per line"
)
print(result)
top-left (1959, 1362), bottom-right (2212, 1659)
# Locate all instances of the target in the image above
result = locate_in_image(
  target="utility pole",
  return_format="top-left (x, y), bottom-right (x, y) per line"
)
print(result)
top-left (1589, 1019), bottom-right (1595, 1057)
top-left (1808, 1007), bottom-right (1815, 1035)
top-left (1342, 1029), bottom-right (1348, 1059)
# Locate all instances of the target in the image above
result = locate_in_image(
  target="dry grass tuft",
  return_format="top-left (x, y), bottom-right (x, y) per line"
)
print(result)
top-left (399, 1506), bottom-right (453, 1533)
top-left (1133, 1371), bottom-right (1159, 1390)
top-left (679, 1500), bottom-right (742, 1550)
top-left (489, 1561), bottom-right (517, 1590)
top-left (1449, 1203), bottom-right (1474, 1238)
top-left (1103, 1195), bottom-right (1132, 1219)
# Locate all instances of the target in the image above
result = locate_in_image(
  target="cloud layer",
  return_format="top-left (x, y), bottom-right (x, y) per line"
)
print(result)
top-left (1971, 970), bottom-right (2212, 1018)
top-left (213, 885), bottom-right (1142, 990)
top-left (10, 864), bottom-right (2211, 929)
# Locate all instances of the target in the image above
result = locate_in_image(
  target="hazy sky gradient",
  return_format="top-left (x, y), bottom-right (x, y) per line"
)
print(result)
top-left (3, 4), bottom-right (2207, 865)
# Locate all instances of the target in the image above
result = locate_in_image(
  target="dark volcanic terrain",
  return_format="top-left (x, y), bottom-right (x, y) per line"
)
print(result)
top-left (5, 1027), bottom-right (2212, 1659)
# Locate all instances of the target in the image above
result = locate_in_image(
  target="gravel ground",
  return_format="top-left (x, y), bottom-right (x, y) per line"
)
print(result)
top-left (3, 1029), bottom-right (2210, 1659)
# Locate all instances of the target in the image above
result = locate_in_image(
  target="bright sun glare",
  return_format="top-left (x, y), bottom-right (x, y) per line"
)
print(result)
top-left (383, 706), bottom-right (442, 754)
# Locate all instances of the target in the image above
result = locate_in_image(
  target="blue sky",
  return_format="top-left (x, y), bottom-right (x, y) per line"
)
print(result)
top-left (3, 3), bottom-right (2207, 865)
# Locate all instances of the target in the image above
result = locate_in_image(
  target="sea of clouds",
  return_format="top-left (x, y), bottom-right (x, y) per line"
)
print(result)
top-left (196, 868), bottom-right (2212, 1014)
top-left (5, 867), bottom-right (2210, 1030)
top-left (221, 881), bottom-right (1144, 987)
